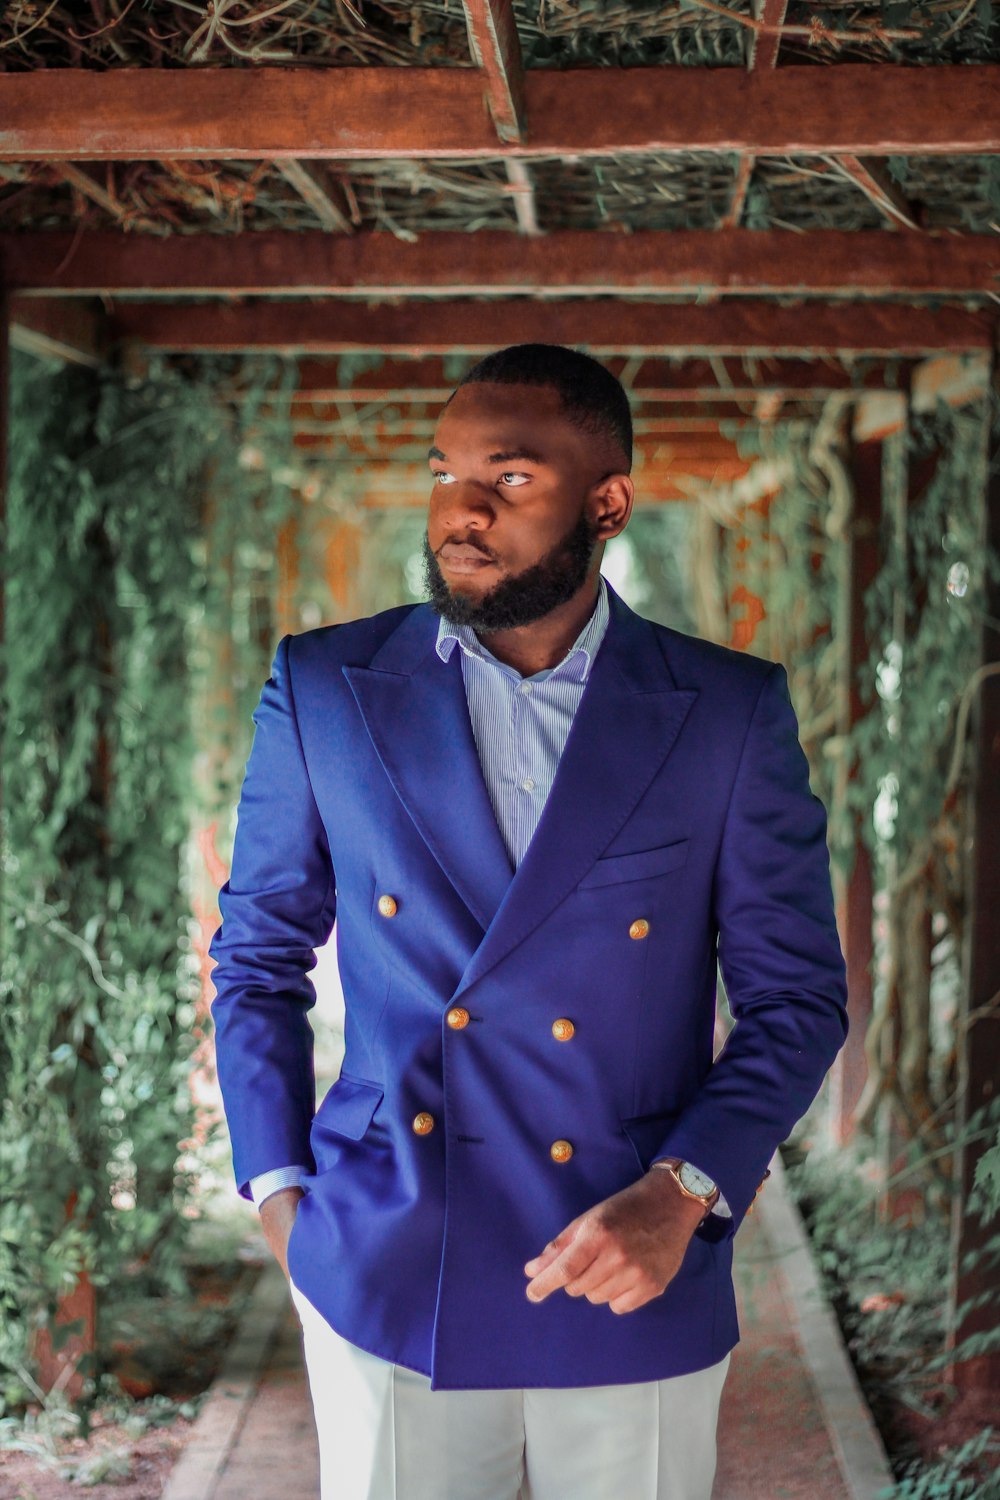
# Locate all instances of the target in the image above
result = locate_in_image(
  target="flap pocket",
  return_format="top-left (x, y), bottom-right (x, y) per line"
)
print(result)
top-left (619, 1109), bottom-right (679, 1173)
top-left (579, 838), bottom-right (690, 890)
top-left (312, 1073), bottom-right (383, 1141)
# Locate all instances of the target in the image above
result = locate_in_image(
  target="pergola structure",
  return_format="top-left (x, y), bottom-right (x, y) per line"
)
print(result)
top-left (1, 0), bottom-right (999, 1396)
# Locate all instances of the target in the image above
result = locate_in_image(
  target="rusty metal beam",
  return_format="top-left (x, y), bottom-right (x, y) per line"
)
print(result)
top-left (4, 230), bottom-right (998, 299)
top-left (1, 67), bottom-right (998, 161)
top-left (97, 297), bottom-right (997, 355)
top-left (462, 0), bottom-right (527, 144)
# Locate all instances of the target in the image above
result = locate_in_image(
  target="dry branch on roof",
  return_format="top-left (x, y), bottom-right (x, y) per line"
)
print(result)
top-left (2, 151), bottom-right (998, 239)
top-left (0, 0), bottom-right (995, 70)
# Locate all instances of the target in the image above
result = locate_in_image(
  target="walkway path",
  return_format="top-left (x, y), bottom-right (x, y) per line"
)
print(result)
top-left (162, 1158), bottom-right (894, 1500)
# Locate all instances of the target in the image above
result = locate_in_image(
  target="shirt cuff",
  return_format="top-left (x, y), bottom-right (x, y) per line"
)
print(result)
top-left (248, 1165), bottom-right (309, 1208)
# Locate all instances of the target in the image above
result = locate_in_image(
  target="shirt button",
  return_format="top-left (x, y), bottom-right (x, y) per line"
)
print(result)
top-left (446, 1007), bottom-right (470, 1030)
top-left (519, 682), bottom-right (533, 695)
top-left (521, 777), bottom-right (536, 792)
top-left (550, 1139), bottom-right (574, 1164)
top-left (412, 1112), bottom-right (435, 1136)
top-left (629, 918), bottom-right (650, 940)
top-left (378, 894), bottom-right (398, 918)
top-left (551, 1018), bottom-right (576, 1042)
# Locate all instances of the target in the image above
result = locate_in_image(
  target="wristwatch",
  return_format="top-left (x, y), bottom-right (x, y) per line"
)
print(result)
top-left (650, 1157), bottom-right (720, 1217)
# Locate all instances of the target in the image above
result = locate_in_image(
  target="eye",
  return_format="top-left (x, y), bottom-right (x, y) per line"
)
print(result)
top-left (499, 472), bottom-right (530, 487)
top-left (431, 470), bottom-right (456, 485)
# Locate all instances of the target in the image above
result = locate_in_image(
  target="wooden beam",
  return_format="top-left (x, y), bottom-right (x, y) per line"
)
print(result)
top-left (748, 0), bottom-right (789, 71)
top-left (5, 230), bottom-right (998, 299)
top-left (462, 0), bottom-right (527, 144)
top-left (1, 67), bottom-right (998, 161)
top-left (99, 298), bottom-right (997, 355)
top-left (720, 155), bottom-right (754, 230)
top-left (289, 354), bottom-right (901, 400)
top-left (288, 456), bottom-right (751, 506)
top-left (830, 420), bottom-right (881, 1140)
top-left (290, 428), bottom-right (749, 459)
top-left (9, 297), bottom-right (106, 367)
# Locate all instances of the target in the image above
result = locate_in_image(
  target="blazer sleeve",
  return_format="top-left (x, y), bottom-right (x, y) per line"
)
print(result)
top-left (208, 634), bottom-right (337, 1199)
top-left (653, 660), bottom-right (849, 1240)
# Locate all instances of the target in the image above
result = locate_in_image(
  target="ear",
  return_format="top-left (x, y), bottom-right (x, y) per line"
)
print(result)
top-left (589, 472), bottom-right (634, 541)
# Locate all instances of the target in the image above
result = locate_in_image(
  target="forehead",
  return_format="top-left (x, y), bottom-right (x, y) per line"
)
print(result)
top-left (432, 381), bottom-right (580, 461)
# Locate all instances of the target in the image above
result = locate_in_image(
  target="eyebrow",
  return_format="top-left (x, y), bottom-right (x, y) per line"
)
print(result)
top-left (427, 445), bottom-right (549, 465)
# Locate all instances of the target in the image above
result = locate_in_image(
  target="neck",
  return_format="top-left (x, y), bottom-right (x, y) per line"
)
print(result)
top-left (475, 576), bottom-right (602, 677)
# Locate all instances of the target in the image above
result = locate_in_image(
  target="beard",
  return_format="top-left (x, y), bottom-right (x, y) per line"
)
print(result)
top-left (423, 508), bottom-right (601, 633)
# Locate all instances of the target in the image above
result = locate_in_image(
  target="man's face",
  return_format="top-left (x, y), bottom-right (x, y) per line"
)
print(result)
top-left (424, 381), bottom-right (621, 631)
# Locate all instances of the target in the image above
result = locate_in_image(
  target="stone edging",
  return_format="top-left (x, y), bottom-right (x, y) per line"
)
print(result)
top-left (758, 1153), bottom-right (897, 1500)
top-left (159, 1261), bottom-right (290, 1500)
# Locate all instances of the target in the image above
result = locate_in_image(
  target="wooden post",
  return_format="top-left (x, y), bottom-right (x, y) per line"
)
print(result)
top-left (948, 350), bottom-right (1000, 1393)
top-left (829, 414), bottom-right (882, 1139)
top-left (1, 290), bottom-right (7, 940)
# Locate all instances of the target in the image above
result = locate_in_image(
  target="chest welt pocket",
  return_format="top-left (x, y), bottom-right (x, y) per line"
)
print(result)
top-left (578, 838), bottom-right (690, 890)
top-left (312, 1073), bottom-right (383, 1140)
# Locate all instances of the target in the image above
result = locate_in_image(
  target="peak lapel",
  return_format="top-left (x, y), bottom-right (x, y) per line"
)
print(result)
top-left (343, 606), bottom-right (513, 934)
top-left (456, 590), bottom-right (697, 995)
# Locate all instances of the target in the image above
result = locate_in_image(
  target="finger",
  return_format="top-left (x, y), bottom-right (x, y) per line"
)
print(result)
top-left (581, 1271), bottom-right (632, 1305)
top-left (523, 1239), bottom-right (563, 1279)
top-left (526, 1239), bottom-right (597, 1304)
top-left (523, 1215), bottom-right (584, 1278)
top-left (563, 1251), bottom-right (626, 1299)
top-left (608, 1282), bottom-right (656, 1315)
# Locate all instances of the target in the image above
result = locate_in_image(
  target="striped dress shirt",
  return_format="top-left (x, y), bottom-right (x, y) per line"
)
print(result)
top-left (434, 575), bottom-right (611, 868)
top-left (249, 575), bottom-right (728, 1216)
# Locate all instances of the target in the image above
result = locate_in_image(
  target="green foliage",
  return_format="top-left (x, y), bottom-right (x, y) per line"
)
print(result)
top-left (0, 1384), bottom-right (202, 1486)
top-left (787, 1099), bottom-right (1000, 1491)
top-left (883, 1428), bottom-right (1000, 1500)
top-left (974, 1129), bottom-right (1000, 1219)
top-left (725, 378), bottom-right (1000, 1486)
top-left (0, 349), bottom-right (301, 1404)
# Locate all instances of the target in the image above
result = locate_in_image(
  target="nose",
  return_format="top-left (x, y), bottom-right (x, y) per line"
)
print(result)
top-left (430, 479), bottom-right (496, 532)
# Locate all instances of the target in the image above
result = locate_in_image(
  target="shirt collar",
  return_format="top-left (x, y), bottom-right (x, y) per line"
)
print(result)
top-left (435, 574), bottom-right (610, 684)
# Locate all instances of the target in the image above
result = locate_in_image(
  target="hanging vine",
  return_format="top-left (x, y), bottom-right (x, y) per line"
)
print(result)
top-left (0, 348), bottom-right (302, 1404)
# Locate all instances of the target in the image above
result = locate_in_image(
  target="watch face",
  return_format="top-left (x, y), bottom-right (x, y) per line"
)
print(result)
top-left (679, 1162), bottom-right (717, 1197)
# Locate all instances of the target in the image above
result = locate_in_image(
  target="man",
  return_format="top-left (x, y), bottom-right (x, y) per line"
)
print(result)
top-left (209, 343), bottom-right (849, 1500)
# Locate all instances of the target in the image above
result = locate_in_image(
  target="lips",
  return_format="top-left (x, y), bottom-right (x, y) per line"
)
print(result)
top-left (438, 541), bottom-right (497, 572)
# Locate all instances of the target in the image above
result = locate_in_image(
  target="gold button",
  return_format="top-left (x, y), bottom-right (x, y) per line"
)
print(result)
top-left (378, 894), bottom-right (398, 918)
top-left (629, 918), bottom-right (650, 940)
top-left (551, 1018), bottom-right (575, 1042)
top-left (412, 1112), bottom-right (435, 1136)
top-left (446, 1007), bottom-right (470, 1030)
top-left (550, 1139), bottom-right (574, 1164)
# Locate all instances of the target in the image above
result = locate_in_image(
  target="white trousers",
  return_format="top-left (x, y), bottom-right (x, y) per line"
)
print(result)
top-left (289, 1278), bottom-right (730, 1500)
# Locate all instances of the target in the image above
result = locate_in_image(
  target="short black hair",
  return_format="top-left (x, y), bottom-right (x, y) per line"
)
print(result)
top-left (450, 343), bottom-right (632, 472)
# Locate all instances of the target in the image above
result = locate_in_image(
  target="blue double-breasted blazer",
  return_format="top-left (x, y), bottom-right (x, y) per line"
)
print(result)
top-left (209, 583), bottom-right (848, 1390)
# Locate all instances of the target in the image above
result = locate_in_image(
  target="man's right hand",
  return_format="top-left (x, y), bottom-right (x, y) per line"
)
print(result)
top-left (259, 1186), bottom-right (304, 1279)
